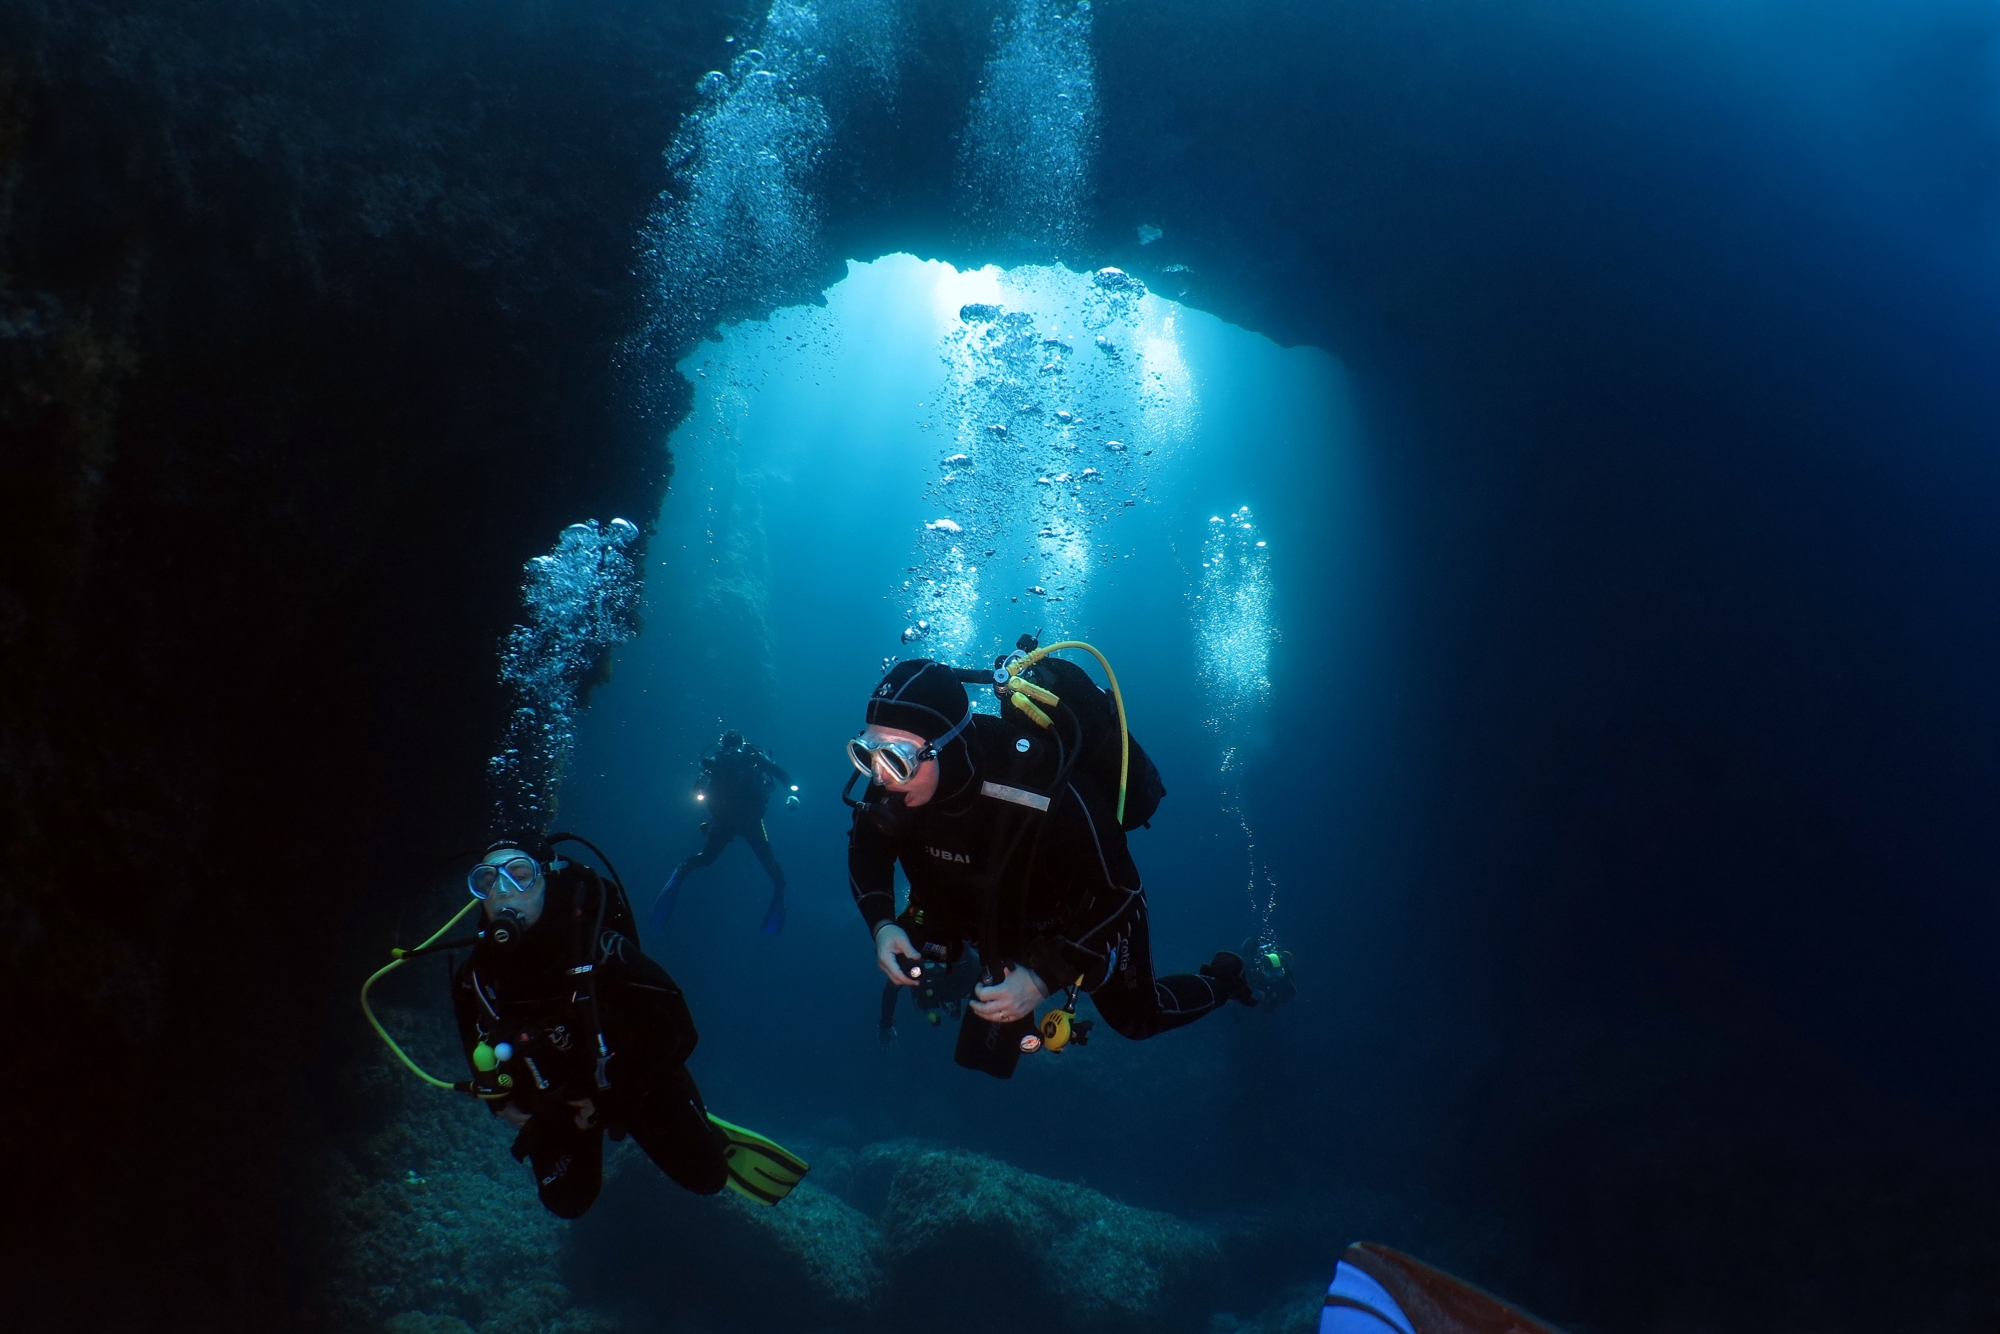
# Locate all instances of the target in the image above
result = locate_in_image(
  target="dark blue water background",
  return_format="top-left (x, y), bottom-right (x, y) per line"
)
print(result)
top-left (536, 1), bottom-right (2000, 1324)
top-left (560, 256), bottom-right (1369, 1213)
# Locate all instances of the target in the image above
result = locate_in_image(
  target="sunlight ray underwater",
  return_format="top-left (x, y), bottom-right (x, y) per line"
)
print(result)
top-left (554, 253), bottom-right (1378, 1179)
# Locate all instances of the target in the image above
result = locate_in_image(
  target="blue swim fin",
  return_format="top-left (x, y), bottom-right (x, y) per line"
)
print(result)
top-left (760, 893), bottom-right (785, 936)
top-left (651, 866), bottom-right (684, 933)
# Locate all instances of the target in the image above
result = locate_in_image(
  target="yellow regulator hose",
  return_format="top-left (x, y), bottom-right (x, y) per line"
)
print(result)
top-left (361, 897), bottom-right (482, 1090)
top-left (1013, 640), bottom-right (1132, 824)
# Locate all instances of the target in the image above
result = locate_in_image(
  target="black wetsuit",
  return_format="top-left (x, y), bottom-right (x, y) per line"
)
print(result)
top-left (452, 863), bottom-right (726, 1217)
top-left (847, 716), bottom-right (1233, 1041)
top-left (675, 744), bottom-right (791, 894)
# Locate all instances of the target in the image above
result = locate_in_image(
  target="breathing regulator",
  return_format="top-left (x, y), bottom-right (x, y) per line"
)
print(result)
top-left (1019, 980), bottom-right (1095, 1056)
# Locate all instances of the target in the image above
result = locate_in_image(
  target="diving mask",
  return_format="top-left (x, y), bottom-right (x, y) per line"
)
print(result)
top-left (846, 734), bottom-right (930, 786)
top-left (847, 705), bottom-right (975, 786)
top-left (468, 853), bottom-right (543, 900)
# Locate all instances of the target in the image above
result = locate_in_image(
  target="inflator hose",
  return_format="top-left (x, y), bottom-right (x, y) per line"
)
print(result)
top-left (361, 897), bottom-right (484, 1091)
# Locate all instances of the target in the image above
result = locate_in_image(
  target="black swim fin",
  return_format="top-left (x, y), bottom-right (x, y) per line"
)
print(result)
top-left (1200, 951), bottom-right (1259, 1007)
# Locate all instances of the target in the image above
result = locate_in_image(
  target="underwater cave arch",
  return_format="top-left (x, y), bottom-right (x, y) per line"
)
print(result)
top-left (14, 0), bottom-right (1991, 1328)
top-left (524, 245), bottom-right (1382, 1334)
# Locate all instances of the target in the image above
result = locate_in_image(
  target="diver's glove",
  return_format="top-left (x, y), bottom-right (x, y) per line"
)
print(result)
top-left (784, 793), bottom-right (800, 809)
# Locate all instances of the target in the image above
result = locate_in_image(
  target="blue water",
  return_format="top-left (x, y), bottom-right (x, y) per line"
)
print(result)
top-left (450, 0), bottom-right (2000, 1326)
top-left (558, 255), bottom-right (1371, 1208)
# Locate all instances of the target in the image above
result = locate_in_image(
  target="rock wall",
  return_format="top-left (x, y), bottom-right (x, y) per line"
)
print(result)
top-left (0, 2), bottom-right (1023, 1324)
top-left (0, 1), bottom-right (733, 1325)
top-left (6, 1), bottom-right (1999, 1330)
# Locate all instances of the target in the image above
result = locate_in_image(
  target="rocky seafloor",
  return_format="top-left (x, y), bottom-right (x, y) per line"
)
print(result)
top-left (334, 1010), bottom-right (1335, 1334)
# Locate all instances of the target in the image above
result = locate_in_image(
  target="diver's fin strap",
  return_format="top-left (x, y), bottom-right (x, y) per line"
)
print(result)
top-left (980, 781), bottom-right (1050, 811)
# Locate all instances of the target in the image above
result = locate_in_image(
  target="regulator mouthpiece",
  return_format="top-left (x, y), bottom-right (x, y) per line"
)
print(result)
top-left (486, 906), bottom-right (529, 946)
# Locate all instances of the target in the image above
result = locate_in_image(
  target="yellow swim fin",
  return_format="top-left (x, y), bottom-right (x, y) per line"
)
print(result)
top-left (708, 1114), bottom-right (810, 1205)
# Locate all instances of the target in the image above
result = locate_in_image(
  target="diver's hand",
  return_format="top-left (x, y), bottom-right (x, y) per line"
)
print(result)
top-left (875, 923), bottom-right (921, 986)
top-left (496, 1102), bottom-right (531, 1129)
top-left (785, 794), bottom-right (799, 809)
top-left (569, 1097), bottom-right (598, 1131)
top-left (970, 965), bottom-right (1048, 1023)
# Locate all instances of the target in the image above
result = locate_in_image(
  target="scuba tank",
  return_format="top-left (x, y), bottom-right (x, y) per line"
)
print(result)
top-left (936, 636), bottom-right (1166, 832)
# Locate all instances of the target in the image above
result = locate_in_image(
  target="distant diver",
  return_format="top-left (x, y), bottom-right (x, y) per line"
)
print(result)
top-left (1243, 936), bottom-right (1297, 1007)
top-left (653, 728), bottom-right (799, 936)
top-left (359, 835), bottom-right (808, 1216)
top-left (847, 639), bottom-right (1259, 1080)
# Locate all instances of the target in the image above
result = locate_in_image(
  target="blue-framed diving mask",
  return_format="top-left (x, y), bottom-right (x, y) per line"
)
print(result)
top-left (468, 852), bottom-right (544, 900)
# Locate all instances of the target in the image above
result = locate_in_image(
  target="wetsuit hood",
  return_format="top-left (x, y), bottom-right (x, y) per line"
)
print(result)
top-left (865, 659), bottom-right (979, 807)
top-left (865, 660), bottom-right (970, 742)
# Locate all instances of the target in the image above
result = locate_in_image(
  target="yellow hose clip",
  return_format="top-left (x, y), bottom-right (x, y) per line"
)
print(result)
top-left (1008, 676), bottom-right (1061, 708)
top-left (1008, 691), bottom-right (1054, 729)
top-left (996, 670), bottom-right (1059, 729)
top-left (1005, 640), bottom-right (1133, 824)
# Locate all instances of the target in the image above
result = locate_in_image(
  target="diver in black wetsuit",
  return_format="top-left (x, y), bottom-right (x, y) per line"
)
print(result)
top-left (846, 660), bottom-right (1256, 1077)
top-left (654, 729), bottom-right (798, 935)
top-left (451, 842), bottom-right (727, 1218)
top-left (1242, 936), bottom-right (1298, 1007)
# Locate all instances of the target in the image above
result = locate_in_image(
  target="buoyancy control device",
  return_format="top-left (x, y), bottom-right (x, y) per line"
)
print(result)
top-left (908, 634), bottom-right (1165, 829)
top-left (976, 647), bottom-right (1165, 831)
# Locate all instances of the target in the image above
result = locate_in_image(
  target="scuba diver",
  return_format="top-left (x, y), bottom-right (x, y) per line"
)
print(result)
top-left (847, 644), bottom-right (1260, 1079)
top-left (654, 729), bottom-right (799, 936)
top-left (1243, 936), bottom-right (1297, 1007)
top-left (425, 839), bottom-right (806, 1217)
